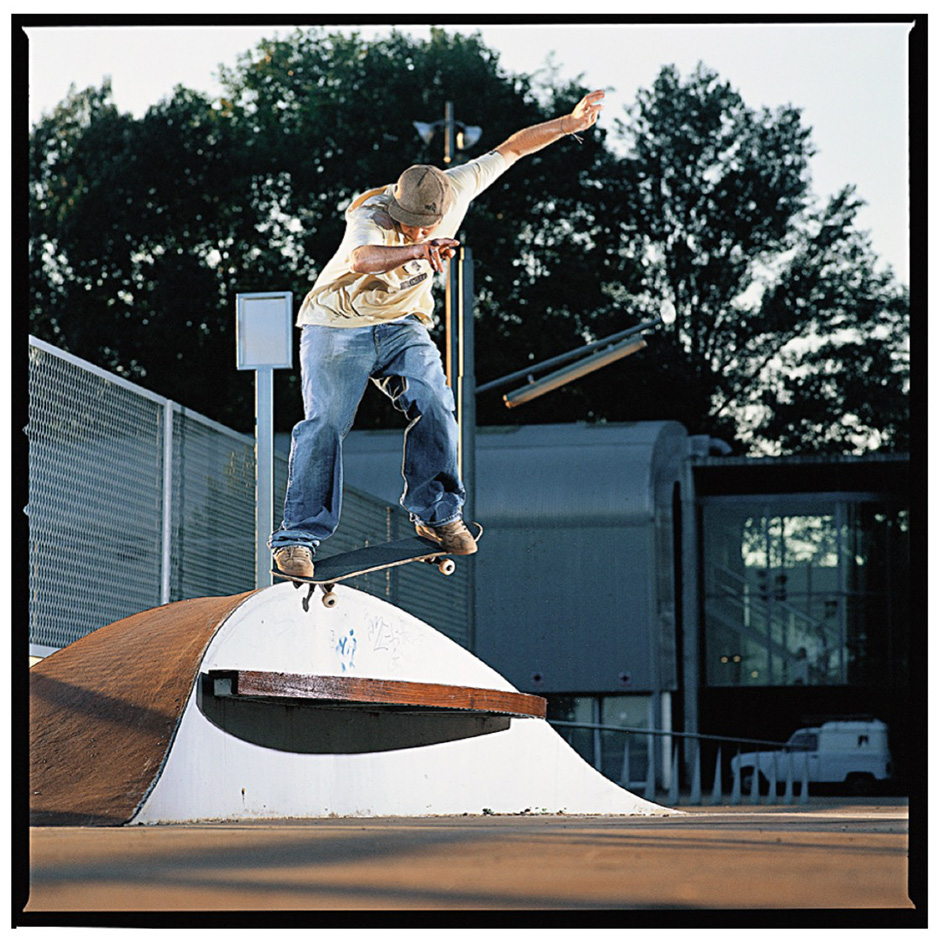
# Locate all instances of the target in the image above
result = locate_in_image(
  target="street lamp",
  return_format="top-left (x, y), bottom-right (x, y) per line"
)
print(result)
top-left (411, 102), bottom-right (480, 542)
top-left (413, 101), bottom-right (482, 164)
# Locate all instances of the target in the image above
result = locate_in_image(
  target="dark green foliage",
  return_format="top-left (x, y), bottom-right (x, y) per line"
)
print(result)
top-left (28, 30), bottom-right (908, 454)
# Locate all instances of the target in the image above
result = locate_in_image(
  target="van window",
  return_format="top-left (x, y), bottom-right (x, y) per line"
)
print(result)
top-left (788, 731), bottom-right (818, 751)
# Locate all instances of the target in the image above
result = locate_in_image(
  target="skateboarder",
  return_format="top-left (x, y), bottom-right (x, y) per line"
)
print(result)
top-left (271, 90), bottom-right (606, 578)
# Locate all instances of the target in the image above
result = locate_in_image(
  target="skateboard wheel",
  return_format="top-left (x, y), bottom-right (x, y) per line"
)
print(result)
top-left (322, 591), bottom-right (338, 608)
top-left (438, 559), bottom-right (456, 576)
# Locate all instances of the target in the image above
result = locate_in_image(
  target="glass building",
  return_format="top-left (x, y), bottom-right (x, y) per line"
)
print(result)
top-left (701, 497), bottom-right (908, 688)
top-left (689, 455), bottom-right (911, 788)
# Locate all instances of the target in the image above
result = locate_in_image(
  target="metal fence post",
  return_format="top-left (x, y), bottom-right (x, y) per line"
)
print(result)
top-left (783, 751), bottom-right (795, 805)
top-left (709, 747), bottom-right (723, 806)
top-left (644, 734), bottom-right (657, 801)
top-left (255, 366), bottom-right (275, 588)
top-left (731, 750), bottom-right (742, 805)
top-left (620, 734), bottom-right (631, 787)
top-left (689, 741), bottom-right (702, 805)
top-left (668, 745), bottom-right (680, 805)
top-left (160, 400), bottom-right (175, 605)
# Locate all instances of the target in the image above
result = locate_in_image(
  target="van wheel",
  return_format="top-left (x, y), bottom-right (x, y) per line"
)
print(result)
top-left (740, 768), bottom-right (760, 795)
top-left (846, 773), bottom-right (875, 796)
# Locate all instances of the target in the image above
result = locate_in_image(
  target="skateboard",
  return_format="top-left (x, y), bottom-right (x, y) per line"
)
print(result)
top-left (272, 532), bottom-right (477, 610)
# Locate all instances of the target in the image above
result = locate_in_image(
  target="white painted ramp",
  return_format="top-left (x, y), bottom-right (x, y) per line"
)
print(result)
top-left (133, 583), bottom-right (670, 822)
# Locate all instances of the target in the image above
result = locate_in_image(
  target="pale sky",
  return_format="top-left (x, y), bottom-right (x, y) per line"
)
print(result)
top-left (21, 18), bottom-right (915, 283)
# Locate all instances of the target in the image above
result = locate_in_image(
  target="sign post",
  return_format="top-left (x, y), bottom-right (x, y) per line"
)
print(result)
top-left (236, 292), bottom-right (293, 588)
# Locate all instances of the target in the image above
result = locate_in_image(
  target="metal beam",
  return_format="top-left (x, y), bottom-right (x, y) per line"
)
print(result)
top-left (503, 337), bottom-right (647, 408)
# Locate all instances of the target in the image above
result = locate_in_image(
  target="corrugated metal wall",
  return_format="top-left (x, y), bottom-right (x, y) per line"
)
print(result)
top-left (340, 422), bottom-right (689, 694)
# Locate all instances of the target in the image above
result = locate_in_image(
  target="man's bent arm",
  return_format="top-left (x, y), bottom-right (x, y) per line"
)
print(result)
top-left (495, 90), bottom-right (605, 166)
top-left (350, 244), bottom-right (424, 274)
top-left (350, 238), bottom-right (460, 275)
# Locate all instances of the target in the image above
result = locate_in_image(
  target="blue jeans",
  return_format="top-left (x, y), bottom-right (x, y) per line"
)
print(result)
top-left (268, 319), bottom-right (465, 553)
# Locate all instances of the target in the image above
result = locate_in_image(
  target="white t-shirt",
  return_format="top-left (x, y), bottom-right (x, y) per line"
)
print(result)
top-left (297, 151), bottom-right (508, 328)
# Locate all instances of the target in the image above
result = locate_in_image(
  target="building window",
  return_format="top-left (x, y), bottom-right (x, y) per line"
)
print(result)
top-left (701, 497), bottom-right (906, 688)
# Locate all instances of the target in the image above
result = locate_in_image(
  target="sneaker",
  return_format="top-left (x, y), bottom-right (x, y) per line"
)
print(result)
top-left (273, 545), bottom-right (314, 578)
top-left (415, 519), bottom-right (478, 555)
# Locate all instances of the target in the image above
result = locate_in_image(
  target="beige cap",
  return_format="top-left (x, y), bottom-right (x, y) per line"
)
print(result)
top-left (387, 165), bottom-right (454, 228)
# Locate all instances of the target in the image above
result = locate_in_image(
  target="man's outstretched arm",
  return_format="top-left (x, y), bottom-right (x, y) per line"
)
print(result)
top-left (494, 90), bottom-right (605, 166)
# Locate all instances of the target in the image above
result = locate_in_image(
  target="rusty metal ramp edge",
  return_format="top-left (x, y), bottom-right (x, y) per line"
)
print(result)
top-left (29, 592), bottom-right (257, 827)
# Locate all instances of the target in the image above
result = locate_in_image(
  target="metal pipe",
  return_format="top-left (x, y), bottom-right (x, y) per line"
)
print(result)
top-left (444, 101), bottom-right (455, 165)
top-left (548, 720), bottom-right (790, 749)
top-left (160, 400), bottom-right (175, 605)
top-left (457, 247), bottom-right (476, 525)
top-left (477, 316), bottom-right (664, 395)
top-left (256, 367), bottom-right (274, 588)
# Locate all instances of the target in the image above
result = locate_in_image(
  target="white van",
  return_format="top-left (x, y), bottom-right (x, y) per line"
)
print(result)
top-left (730, 720), bottom-right (892, 794)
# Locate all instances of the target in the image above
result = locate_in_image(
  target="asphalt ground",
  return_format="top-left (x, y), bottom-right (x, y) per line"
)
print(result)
top-left (18, 798), bottom-right (921, 927)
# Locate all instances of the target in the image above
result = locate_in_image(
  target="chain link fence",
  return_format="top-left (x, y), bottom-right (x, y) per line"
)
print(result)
top-left (27, 336), bottom-right (471, 654)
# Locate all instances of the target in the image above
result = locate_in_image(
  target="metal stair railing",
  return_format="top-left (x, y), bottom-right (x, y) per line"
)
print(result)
top-left (548, 720), bottom-right (811, 807)
top-left (707, 564), bottom-right (845, 683)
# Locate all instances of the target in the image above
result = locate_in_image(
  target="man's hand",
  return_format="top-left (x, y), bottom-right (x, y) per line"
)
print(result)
top-left (420, 237), bottom-right (460, 273)
top-left (562, 90), bottom-right (605, 137)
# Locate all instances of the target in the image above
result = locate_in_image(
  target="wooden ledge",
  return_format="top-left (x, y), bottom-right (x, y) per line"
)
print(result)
top-left (206, 671), bottom-right (547, 719)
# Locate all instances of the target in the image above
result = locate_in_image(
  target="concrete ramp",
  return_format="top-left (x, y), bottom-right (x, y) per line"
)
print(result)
top-left (30, 583), bottom-right (670, 824)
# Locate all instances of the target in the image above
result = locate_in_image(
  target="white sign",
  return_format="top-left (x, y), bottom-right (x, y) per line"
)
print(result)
top-left (236, 292), bottom-right (294, 370)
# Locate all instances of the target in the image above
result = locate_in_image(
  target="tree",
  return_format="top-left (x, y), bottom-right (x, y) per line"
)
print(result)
top-left (750, 188), bottom-right (910, 453)
top-left (29, 28), bottom-right (636, 433)
top-left (215, 27), bottom-right (638, 430)
top-left (28, 34), bottom-right (908, 454)
top-left (29, 81), bottom-right (258, 420)
top-left (601, 63), bottom-right (909, 453)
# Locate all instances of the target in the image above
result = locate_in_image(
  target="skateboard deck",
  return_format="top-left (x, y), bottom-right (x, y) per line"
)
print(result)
top-left (272, 535), bottom-right (460, 608)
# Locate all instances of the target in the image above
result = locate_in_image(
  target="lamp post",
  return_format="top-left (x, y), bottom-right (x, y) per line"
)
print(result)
top-left (413, 103), bottom-right (481, 522)
top-left (413, 104), bottom-right (480, 650)
top-left (447, 246), bottom-right (476, 524)
top-left (413, 101), bottom-right (482, 165)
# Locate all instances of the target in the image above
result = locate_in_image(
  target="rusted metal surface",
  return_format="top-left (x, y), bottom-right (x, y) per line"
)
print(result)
top-left (215, 671), bottom-right (547, 718)
top-left (29, 593), bottom-right (255, 827)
